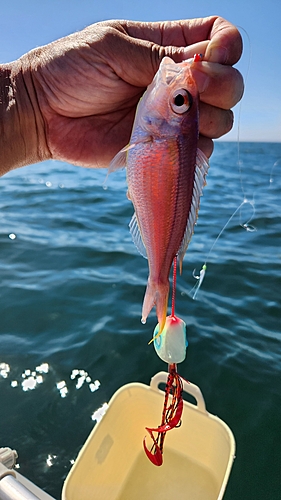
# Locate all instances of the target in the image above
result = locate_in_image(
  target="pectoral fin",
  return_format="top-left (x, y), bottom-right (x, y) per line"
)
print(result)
top-left (108, 135), bottom-right (153, 174)
top-left (108, 144), bottom-right (134, 174)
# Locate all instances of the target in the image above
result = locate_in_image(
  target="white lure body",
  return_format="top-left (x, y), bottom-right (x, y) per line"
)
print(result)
top-left (153, 316), bottom-right (188, 364)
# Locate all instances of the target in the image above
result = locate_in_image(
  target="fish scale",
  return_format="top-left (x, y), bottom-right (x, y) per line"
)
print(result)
top-left (127, 141), bottom-right (185, 267)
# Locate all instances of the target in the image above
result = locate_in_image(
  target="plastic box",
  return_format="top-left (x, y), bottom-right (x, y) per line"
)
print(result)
top-left (62, 372), bottom-right (235, 500)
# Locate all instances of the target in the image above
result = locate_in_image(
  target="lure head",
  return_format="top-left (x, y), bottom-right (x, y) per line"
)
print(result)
top-left (153, 315), bottom-right (188, 364)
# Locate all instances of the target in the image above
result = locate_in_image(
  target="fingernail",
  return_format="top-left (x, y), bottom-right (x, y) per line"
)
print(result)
top-left (206, 45), bottom-right (228, 64)
top-left (191, 68), bottom-right (210, 94)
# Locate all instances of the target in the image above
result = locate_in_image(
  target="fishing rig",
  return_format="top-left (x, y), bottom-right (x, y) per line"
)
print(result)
top-left (143, 256), bottom-right (189, 466)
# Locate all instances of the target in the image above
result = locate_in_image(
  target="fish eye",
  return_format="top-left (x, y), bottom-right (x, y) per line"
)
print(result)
top-left (170, 89), bottom-right (192, 114)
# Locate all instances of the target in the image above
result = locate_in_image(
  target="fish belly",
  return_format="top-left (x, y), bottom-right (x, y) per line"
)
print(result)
top-left (127, 136), bottom-right (196, 329)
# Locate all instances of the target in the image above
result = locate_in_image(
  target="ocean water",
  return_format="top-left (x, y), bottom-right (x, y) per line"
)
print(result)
top-left (0, 142), bottom-right (280, 499)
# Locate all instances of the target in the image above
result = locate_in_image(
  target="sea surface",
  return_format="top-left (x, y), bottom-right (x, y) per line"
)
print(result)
top-left (0, 142), bottom-right (280, 500)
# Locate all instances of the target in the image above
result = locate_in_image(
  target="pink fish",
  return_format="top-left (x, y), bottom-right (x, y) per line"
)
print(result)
top-left (109, 57), bottom-right (209, 335)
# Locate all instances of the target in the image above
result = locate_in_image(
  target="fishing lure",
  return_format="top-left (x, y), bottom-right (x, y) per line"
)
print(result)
top-left (190, 263), bottom-right (207, 300)
top-left (143, 257), bottom-right (189, 465)
top-left (190, 197), bottom-right (256, 300)
top-left (143, 363), bottom-right (185, 466)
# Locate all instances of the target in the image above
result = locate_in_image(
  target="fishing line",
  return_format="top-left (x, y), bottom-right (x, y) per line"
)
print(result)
top-left (235, 27), bottom-right (256, 232)
top-left (190, 27), bottom-right (256, 300)
top-left (171, 256), bottom-right (177, 317)
top-left (269, 159), bottom-right (281, 186)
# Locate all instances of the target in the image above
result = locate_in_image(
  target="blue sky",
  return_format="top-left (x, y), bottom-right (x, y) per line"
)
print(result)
top-left (0, 0), bottom-right (280, 142)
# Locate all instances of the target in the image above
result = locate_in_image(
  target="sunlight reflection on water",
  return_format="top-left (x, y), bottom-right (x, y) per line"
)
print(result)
top-left (0, 360), bottom-right (104, 405)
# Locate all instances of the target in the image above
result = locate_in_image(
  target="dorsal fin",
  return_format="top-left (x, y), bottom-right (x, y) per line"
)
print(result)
top-left (129, 212), bottom-right (147, 259)
top-left (177, 148), bottom-right (209, 271)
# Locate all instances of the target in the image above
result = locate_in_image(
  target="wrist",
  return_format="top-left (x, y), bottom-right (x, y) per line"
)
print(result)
top-left (0, 57), bottom-right (51, 175)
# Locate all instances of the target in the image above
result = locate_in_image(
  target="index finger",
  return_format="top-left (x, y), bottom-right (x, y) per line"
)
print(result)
top-left (122, 16), bottom-right (242, 65)
top-left (204, 17), bottom-right (243, 65)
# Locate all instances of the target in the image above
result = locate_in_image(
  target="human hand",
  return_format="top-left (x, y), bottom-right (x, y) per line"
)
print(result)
top-left (0, 16), bottom-right (243, 172)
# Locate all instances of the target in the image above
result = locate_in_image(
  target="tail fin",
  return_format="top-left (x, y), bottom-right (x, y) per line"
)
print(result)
top-left (141, 278), bottom-right (169, 335)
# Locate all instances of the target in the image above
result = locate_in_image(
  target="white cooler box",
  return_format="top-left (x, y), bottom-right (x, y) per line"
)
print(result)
top-left (62, 372), bottom-right (235, 500)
